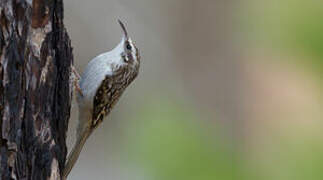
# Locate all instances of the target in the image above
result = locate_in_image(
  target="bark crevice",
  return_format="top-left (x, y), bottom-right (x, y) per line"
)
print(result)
top-left (0, 0), bottom-right (72, 179)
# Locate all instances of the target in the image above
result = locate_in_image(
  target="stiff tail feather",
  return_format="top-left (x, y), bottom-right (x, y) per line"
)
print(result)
top-left (63, 127), bottom-right (92, 178)
top-left (63, 106), bottom-right (92, 179)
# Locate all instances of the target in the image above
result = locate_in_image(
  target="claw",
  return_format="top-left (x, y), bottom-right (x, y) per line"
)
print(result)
top-left (71, 65), bottom-right (83, 97)
top-left (72, 65), bottom-right (81, 80)
top-left (74, 80), bottom-right (83, 97)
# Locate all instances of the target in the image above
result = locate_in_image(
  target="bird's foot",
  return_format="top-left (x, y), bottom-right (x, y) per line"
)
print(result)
top-left (71, 65), bottom-right (83, 97)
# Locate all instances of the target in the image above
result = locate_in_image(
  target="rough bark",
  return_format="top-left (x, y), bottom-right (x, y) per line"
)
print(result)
top-left (0, 0), bottom-right (73, 179)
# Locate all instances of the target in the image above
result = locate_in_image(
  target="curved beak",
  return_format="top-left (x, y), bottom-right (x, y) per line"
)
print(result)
top-left (118, 19), bottom-right (128, 39)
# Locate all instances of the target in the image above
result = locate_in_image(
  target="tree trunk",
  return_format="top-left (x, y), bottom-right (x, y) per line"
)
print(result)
top-left (0, 0), bottom-right (73, 179)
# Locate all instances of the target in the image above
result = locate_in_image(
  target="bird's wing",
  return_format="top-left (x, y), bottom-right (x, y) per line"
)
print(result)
top-left (92, 65), bottom-right (133, 129)
top-left (92, 75), bottom-right (124, 129)
top-left (92, 76), bottom-right (113, 129)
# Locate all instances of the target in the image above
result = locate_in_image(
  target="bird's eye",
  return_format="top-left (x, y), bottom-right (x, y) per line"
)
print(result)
top-left (126, 44), bottom-right (132, 50)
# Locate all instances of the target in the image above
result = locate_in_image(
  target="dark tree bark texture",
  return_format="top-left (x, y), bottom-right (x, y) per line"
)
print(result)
top-left (0, 0), bottom-right (73, 179)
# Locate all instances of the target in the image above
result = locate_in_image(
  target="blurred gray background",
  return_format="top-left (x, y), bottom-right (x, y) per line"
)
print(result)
top-left (65, 0), bottom-right (323, 179)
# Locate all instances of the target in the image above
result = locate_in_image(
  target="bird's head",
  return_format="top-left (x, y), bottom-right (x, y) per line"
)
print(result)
top-left (117, 20), bottom-right (140, 68)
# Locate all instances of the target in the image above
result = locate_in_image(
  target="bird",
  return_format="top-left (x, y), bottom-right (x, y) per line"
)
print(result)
top-left (63, 20), bottom-right (140, 178)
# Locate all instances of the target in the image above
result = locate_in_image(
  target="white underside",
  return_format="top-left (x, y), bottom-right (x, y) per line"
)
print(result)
top-left (76, 36), bottom-right (138, 138)
top-left (76, 39), bottom-right (125, 135)
top-left (77, 40), bottom-right (125, 109)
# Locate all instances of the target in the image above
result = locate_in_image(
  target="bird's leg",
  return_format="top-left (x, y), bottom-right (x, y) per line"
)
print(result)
top-left (71, 65), bottom-right (83, 96)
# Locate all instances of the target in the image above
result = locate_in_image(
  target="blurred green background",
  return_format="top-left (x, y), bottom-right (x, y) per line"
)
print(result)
top-left (65, 0), bottom-right (322, 179)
